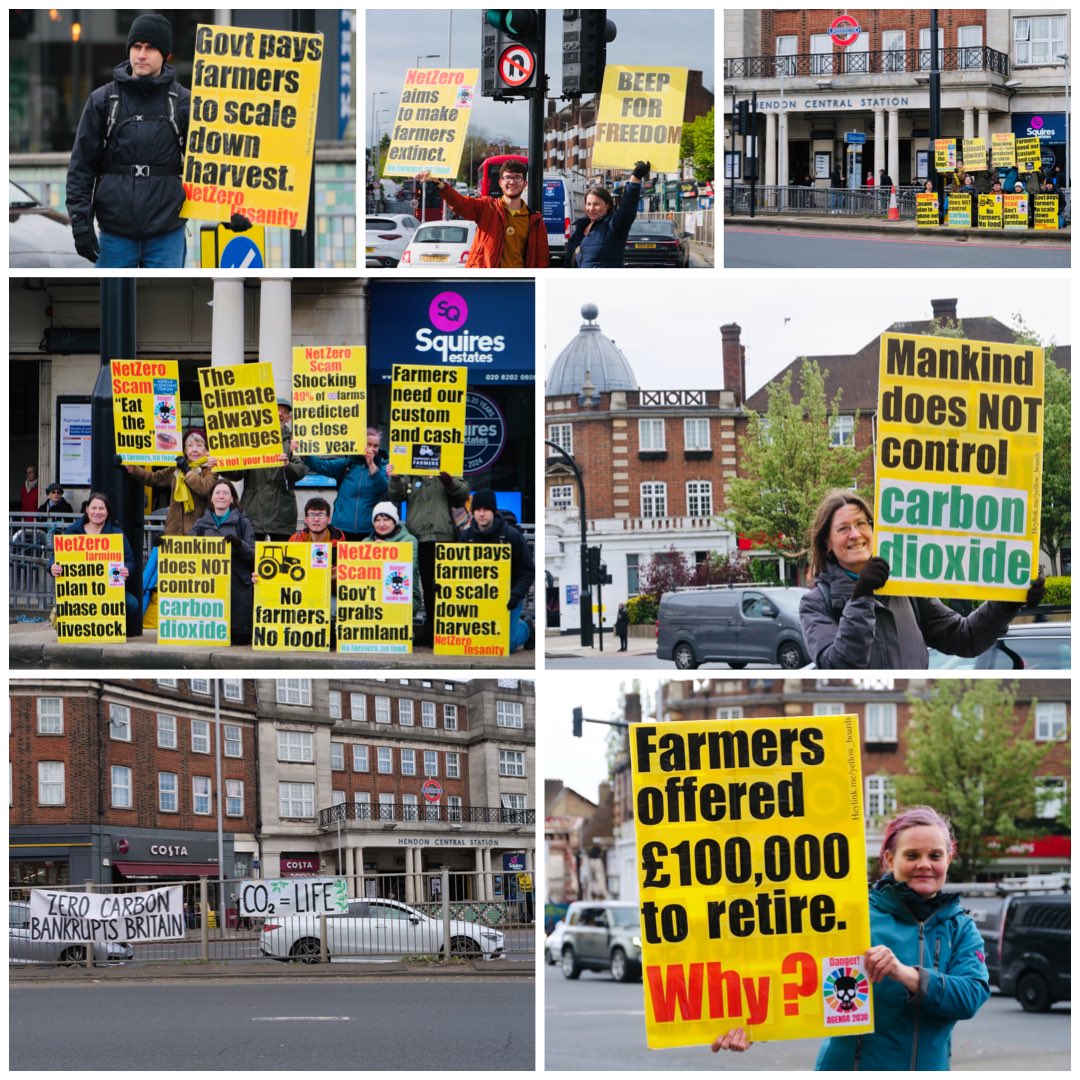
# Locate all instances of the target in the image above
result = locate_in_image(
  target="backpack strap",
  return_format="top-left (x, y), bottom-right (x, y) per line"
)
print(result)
top-left (103, 81), bottom-right (121, 150)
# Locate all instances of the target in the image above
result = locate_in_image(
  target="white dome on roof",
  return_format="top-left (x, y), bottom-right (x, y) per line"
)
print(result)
top-left (546, 304), bottom-right (639, 396)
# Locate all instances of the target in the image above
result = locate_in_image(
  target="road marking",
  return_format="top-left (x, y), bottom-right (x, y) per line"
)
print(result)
top-left (252, 1016), bottom-right (352, 1022)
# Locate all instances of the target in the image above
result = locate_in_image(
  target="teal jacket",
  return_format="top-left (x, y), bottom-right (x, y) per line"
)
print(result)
top-left (815, 883), bottom-right (990, 1071)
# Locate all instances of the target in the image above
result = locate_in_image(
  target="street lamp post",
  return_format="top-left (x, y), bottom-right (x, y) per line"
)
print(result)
top-left (369, 90), bottom-right (388, 200)
top-left (416, 52), bottom-right (440, 67)
top-left (1057, 53), bottom-right (1070, 188)
top-left (545, 441), bottom-right (593, 648)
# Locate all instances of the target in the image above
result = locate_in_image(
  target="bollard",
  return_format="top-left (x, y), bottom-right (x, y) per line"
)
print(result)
top-left (441, 865), bottom-right (451, 962)
top-left (319, 911), bottom-right (328, 963)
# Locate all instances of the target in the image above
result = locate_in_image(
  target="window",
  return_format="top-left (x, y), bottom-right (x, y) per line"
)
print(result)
top-left (716, 707), bottom-right (744, 720)
top-left (193, 776), bottom-right (212, 815)
top-left (919, 26), bottom-right (944, 70)
top-left (499, 750), bottom-right (526, 777)
top-left (226, 779), bottom-right (244, 817)
top-left (421, 701), bottom-right (436, 728)
top-left (809, 32), bottom-right (834, 75)
top-left (866, 775), bottom-right (897, 821)
top-left (775, 34), bottom-right (797, 76)
top-left (354, 791), bottom-right (372, 819)
top-left (375, 697), bottom-right (391, 724)
top-left (190, 679), bottom-right (211, 695)
top-left (497, 700), bottom-right (524, 728)
top-left (882, 29), bottom-right (906, 72)
top-left (399, 699), bottom-right (414, 726)
top-left (842, 32), bottom-right (868, 74)
top-left (424, 751), bottom-right (439, 777)
top-left (402, 794), bottom-right (420, 822)
top-left (276, 679), bottom-right (312, 706)
top-left (157, 714), bottom-right (177, 749)
top-left (501, 793), bottom-right (528, 823)
top-left (684, 417), bottom-right (710, 451)
top-left (447, 795), bottom-right (463, 822)
top-left (278, 730), bottom-right (314, 762)
top-left (350, 693), bottom-right (367, 722)
top-left (444, 704), bottom-right (458, 730)
top-left (331, 742), bottom-right (345, 771)
top-left (401, 748), bottom-right (417, 776)
top-left (957, 24), bottom-right (983, 68)
top-left (446, 751), bottom-right (461, 779)
top-left (279, 782), bottom-right (315, 818)
top-left (813, 703), bottom-right (845, 716)
top-left (109, 703), bottom-right (131, 741)
top-left (549, 484), bottom-right (574, 510)
top-left (686, 480), bottom-right (713, 518)
top-left (191, 719), bottom-right (211, 754)
top-left (640, 481), bottom-right (667, 518)
top-left (222, 678), bottom-right (243, 702)
top-left (627, 553), bottom-right (640, 596)
top-left (159, 772), bottom-right (178, 812)
top-left (353, 744), bottom-right (369, 772)
top-left (1014, 16), bottom-right (1066, 66)
top-left (548, 423), bottom-right (573, 456)
top-left (223, 724), bottom-right (242, 758)
top-left (378, 793), bottom-right (396, 820)
top-left (425, 798), bottom-right (441, 822)
top-left (1035, 702), bottom-right (1067, 741)
top-left (377, 747), bottom-right (393, 774)
top-left (111, 765), bottom-right (132, 808)
top-left (829, 415), bottom-right (855, 447)
top-left (157, 677), bottom-right (178, 688)
top-left (1035, 778), bottom-right (1067, 819)
top-left (638, 418), bottom-right (665, 451)
top-left (37, 697), bottom-right (63, 734)
top-left (865, 703), bottom-right (898, 743)
top-left (329, 690), bottom-right (342, 719)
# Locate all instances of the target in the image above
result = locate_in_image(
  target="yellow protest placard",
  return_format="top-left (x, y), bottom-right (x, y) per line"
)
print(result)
top-left (336, 541), bottom-right (414, 654)
top-left (181, 23), bottom-right (323, 229)
top-left (875, 332), bottom-right (1044, 602)
top-left (934, 138), bottom-right (957, 172)
top-left (383, 68), bottom-right (478, 178)
top-left (1033, 194), bottom-right (1059, 230)
top-left (991, 132), bottom-right (1015, 168)
top-left (946, 191), bottom-right (971, 227)
top-left (1014, 136), bottom-right (1042, 172)
top-left (53, 533), bottom-right (127, 644)
top-left (157, 536), bottom-right (231, 645)
top-left (253, 541), bottom-right (332, 651)
top-left (111, 359), bottom-right (182, 465)
top-left (433, 542), bottom-right (509, 657)
top-left (961, 138), bottom-right (987, 171)
top-left (1003, 193), bottom-right (1028, 229)
top-left (291, 345), bottom-right (367, 455)
top-left (915, 192), bottom-right (939, 227)
top-left (629, 714), bottom-right (872, 1048)
top-left (978, 194), bottom-right (1003, 229)
top-left (593, 66), bottom-right (688, 173)
top-left (198, 362), bottom-right (282, 470)
top-left (388, 364), bottom-right (467, 476)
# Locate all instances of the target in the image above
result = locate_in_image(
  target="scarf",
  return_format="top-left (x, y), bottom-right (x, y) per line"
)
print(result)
top-left (211, 510), bottom-right (232, 528)
top-left (174, 456), bottom-right (208, 514)
top-left (873, 872), bottom-right (955, 922)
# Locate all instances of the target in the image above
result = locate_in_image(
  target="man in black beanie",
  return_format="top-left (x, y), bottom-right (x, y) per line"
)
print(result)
top-left (66, 13), bottom-right (192, 267)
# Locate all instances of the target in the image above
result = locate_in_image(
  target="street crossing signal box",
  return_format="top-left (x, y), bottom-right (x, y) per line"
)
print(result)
top-left (482, 9), bottom-right (541, 99)
top-left (561, 9), bottom-right (616, 96)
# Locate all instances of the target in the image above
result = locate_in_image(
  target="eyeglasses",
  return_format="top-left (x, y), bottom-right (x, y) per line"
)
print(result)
top-left (306, 511), bottom-right (329, 519)
top-left (501, 174), bottom-right (525, 184)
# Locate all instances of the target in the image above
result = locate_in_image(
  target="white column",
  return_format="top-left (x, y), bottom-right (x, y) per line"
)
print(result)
top-left (962, 107), bottom-right (975, 143)
top-left (404, 848), bottom-right (417, 905)
top-left (765, 111), bottom-right (777, 186)
top-left (873, 109), bottom-right (885, 179)
top-left (352, 844), bottom-right (364, 899)
top-left (210, 279), bottom-right (244, 366)
top-left (258, 278), bottom-right (293, 404)
top-left (778, 110), bottom-right (790, 190)
top-left (978, 108), bottom-right (990, 144)
top-left (887, 110), bottom-right (900, 187)
top-left (473, 848), bottom-right (485, 901)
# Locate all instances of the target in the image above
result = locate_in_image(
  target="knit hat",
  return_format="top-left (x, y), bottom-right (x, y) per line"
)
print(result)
top-left (183, 427), bottom-right (208, 454)
top-left (372, 501), bottom-right (400, 525)
top-left (276, 397), bottom-right (293, 410)
top-left (470, 488), bottom-right (498, 512)
top-left (127, 13), bottom-right (173, 58)
top-left (46, 483), bottom-right (64, 494)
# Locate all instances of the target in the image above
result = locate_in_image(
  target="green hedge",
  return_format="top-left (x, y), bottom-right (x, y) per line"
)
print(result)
top-left (1044, 576), bottom-right (1070, 606)
top-left (627, 594), bottom-right (658, 625)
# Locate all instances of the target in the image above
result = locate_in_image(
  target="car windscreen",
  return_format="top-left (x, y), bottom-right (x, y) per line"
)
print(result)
top-left (609, 907), bottom-right (641, 929)
top-left (9, 181), bottom-right (37, 208)
top-left (367, 218), bottom-right (399, 231)
top-left (767, 589), bottom-right (806, 615)
top-left (415, 226), bottom-right (471, 244)
top-left (628, 221), bottom-right (676, 239)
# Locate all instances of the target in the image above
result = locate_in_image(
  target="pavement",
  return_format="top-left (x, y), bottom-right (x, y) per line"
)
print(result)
top-left (545, 628), bottom-right (655, 661)
top-left (724, 212), bottom-right (1070, 243)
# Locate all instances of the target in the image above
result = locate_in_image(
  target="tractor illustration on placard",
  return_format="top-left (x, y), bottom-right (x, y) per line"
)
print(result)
top-left (257, 545), bottom-right (306, 582)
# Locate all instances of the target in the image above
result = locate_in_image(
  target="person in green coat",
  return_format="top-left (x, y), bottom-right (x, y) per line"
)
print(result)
top-left (363, 501), bottom-right (422, 619)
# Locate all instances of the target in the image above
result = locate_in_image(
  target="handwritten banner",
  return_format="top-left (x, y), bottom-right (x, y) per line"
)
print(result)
top-left (53, 533), bottom-right (127, 644)
top-left (593, 66), bottom-right (688, 173)
top-left (253, 541), bottom-right (332, 651)
top-left (383, 68), bottom-right (478, 178)
top-left (389, 364), bottom-right (467, 476)
top-left (291, 345), bottom-right (367, 455)
top-left (29, 886), bottom-right (185, 942)
top-left (157, 536), bottom-right (231, 645)
top-left (336, 541), bottom-right (414, 653)
top-left (198, 361), bottom-right (281, 470)
top-left (111, 359), bottom-right (182, 465)
top-left (433, 542), bottom-right (509, 656)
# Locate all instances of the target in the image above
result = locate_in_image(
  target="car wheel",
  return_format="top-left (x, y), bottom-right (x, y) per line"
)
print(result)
top-left (544, 946), bottom-right (553, 965)
top-left (59, 945), bottom-right (88, 966)
top-left (673, 643), bottom-right (698, 670)
top-left (1017, 971), bottom-right (1052, 1012)
top-left (451, 935), bottom-right (482, 958)
top-left (728, 661), bottom-right (747, 669)
top-left (561, 945), bottom-right (582, 979)
top-left (288, 937), bottom-right (324, 964)
top-left (778, 641), bottom-right (807, 669)
top-left (610, 947), bottom-right (633, 983)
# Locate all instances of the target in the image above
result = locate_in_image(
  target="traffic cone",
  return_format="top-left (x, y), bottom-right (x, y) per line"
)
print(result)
top-left (888, 184), bottom-right (900, 221)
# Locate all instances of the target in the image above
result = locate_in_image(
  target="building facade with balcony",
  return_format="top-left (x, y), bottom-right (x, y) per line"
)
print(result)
top-left (724, 9), bottom-right (1070, 187)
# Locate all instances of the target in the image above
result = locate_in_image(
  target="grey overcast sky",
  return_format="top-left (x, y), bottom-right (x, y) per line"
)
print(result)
top-left (544, 276), bottom-right (1072, 398)
top-left (365, 8), bottom-right (715, 149)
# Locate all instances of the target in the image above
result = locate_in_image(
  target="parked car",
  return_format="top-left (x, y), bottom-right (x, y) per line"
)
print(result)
top-left (9, 181), bottom-right (94, 268)
top-left (259, 897), bottom-right (504, 962)
top-left (544, 918), bottom-right (566, 965)
top-left (961, 894), bottom-right (1007, 987)
top-left (559, 900), bottom-right (642, 982)
top-left (399, 220), bottom-right (477, 267)
top-left (623, 218), bottom-right (691, 267)
top-left (928, 621), bottom-right (1071, 669)
top-left (656, 586), bottom-right (811, 670)
top-left (9, 900), bottom-right (134, 966)
top-left (365, 214), bottom-right (420, 267)
top-left (998, 893), bottom-right (1070, 1011)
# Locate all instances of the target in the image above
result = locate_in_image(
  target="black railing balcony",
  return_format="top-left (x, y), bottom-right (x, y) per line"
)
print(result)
top-left (725, 46), bottom-right (1009, 80)
top-left (319, 802), bottom-right (536, 828)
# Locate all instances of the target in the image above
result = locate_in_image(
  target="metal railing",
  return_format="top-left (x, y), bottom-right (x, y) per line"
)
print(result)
top-left (319, 802), bottom-right (535, 828)
top-left (640, 208), bottom-right (715, 247)
top-left (725, 46), bottom-right (1009, 79)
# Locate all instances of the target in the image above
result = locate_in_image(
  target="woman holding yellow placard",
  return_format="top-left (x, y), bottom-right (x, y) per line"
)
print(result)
top-left (125, 427), bottom-right (218, 535)
top-left (798, 490), bottom-right (1042, 669)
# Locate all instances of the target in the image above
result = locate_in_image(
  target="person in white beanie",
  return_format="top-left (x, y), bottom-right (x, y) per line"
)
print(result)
top-left (365, 501), bottom-right (422, 621)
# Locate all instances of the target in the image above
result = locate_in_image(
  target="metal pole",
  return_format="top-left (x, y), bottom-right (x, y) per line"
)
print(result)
top-left (214, 681), bottom-right (225, 932)
top-left (544, 440), bottom-right (592, 647)
top-left (929, 9), bottom-right (942, 214)
top-left (290, 10), bottom-right (316, 268)
top-left (749, 90), bottom-right (758, 218)
top-left (527, 10), bottom-right (547, 217)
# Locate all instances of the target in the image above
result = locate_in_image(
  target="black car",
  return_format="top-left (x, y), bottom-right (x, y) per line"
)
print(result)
top-left (9, 181), bottom-right (93, 268)
top-left (998, 893), bottom-right (1070, 1011)
top-left (929, 621), bottom-right (1071, 669)
top-left (623, 219), bottom-right (691, 267)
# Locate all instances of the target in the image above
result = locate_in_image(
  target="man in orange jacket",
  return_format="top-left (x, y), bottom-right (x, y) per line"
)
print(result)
top-left (417, 160), bottom-right (549, 268)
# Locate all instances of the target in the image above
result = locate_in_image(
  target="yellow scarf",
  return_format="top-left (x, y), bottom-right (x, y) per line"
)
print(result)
top-left (174, 456), bottom-right (208, 514)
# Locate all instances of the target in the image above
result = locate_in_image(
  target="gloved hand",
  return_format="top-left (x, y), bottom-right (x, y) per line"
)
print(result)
top-left (113, 454), bottom-right (124, 467)
top-left (852, 556), bottom-right (890, 599)
top-left (229, 212), bottom-right (253, 232)
top-left (223, 533), bottom-right (238, 545)
top-left (74, 228), bottom-right (99, 264)
top-left (1026, 574), bottom-right (1046, 607)
top-left (632, 160), bottom-right (651, 180)
top-left (175, 455), bottom-right (191, 473)
top-left (438, 471), bottom-right (454, 490)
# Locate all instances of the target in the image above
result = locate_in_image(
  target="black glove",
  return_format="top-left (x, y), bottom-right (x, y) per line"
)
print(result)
top-left (229, 212), bottom-right (253, 232)
top-left (438, 471), bottom-right (455, 491)
top-left (223, 533), bottom-right (238, 545)
top-left (175, 455), bottom-right (191, 473)
top-left (113, 454), bottom-right (124, 467)
top-left (74, 228), bottom-right (99, 264)
top-left (852, 556), bottom-right (890, 599)
top-left (632, 160), bottom-right (650, 180)
top-left (1026, 574), bottom-right (1046, 608)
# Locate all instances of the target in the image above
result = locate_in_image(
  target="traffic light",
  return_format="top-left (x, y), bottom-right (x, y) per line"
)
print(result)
top-left (486, 9), bottom-right (540, 42)
top-left (587, 545), bottom-right (602, 585)
top-left (599, 561), bottom-right (612, 586)
top-left (482, 9), bottom-right (541, 98)
top-left (735, 99), bottom-right (751, 136)
top-left (572, 707), bottom-right (583, 737)
top-left (562, 9), bottom-right (617, 97)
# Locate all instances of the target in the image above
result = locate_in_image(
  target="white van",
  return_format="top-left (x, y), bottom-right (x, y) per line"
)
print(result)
top-left (542, 171), bottom-right (586, 264)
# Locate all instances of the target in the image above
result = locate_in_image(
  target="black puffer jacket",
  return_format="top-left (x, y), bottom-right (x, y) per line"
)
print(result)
top-left (67, 62), bottom-right (189, 240)
top-left (461, 514), bottom-right (535, 609)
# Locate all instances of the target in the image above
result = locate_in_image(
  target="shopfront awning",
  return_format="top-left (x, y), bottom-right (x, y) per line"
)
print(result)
top-left (114, 861), bottom-right (220, 879)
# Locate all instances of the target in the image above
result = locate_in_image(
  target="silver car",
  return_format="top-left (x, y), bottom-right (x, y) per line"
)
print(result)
top-left (365, 214), bottom-right (419, 267)
top-left (259, 897), bottom-right (504, 963)
top-left (9, 900), bottom-right (134, 966)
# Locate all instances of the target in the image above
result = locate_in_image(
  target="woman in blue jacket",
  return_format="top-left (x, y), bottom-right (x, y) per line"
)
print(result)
top-left (712, 806), bottom-right (991, 1070)
top-left (296, 427), bottom-right (389, 540)
top-left (565, 161), bottom-right (649, 268)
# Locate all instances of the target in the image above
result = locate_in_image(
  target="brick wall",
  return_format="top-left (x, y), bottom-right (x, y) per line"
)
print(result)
top-left (764, 9), bottom-right (987, 50)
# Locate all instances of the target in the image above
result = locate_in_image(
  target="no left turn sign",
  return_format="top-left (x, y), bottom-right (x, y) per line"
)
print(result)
top-left (499, 43), bottom-right (535, 87)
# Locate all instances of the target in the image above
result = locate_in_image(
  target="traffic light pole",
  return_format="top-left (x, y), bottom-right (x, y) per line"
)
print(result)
top-left (527, 8), bottom-right (546, 214)
top-left (545, 440), bottom-right (593, 648)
